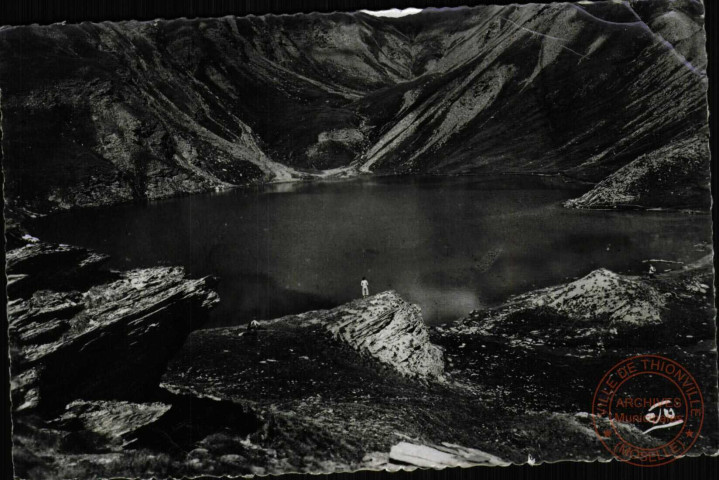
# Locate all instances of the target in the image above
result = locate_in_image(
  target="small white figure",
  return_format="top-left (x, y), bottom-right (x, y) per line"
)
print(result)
top-left (361, 277), bottom-right (369, 298)
top-left (648, 264), bottom-right (656, 278)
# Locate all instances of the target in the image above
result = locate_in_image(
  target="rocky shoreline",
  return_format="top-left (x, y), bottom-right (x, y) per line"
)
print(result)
top-left (8, 226), bottom-right (717, 478)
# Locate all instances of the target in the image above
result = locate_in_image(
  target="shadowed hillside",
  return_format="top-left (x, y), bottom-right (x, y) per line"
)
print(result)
top-left (0, 1), bottom-right (709, 213)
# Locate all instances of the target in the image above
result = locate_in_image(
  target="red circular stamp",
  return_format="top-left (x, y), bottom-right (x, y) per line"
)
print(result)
top-left (591, 354), bottom-right (704, 467)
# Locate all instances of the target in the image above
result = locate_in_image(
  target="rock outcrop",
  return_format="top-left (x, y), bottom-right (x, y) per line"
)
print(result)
top-left (444, 268), bottom-right (670, 353)
top-left (7, 240), bottom-right (219, 413)
top-left (11, 273), bottom-right (717, 477)
top-left (388, 441), bottom-right (508, 468)
top-left (0, 1), bottom-right (709, 212)
top-left (52, 400), bottom-right (172, 440)
top-left (162, 291), bottom-right (446, 404)
top-left (427, 258), bottom-right (717, 466)
top-left (6, 240), bottom-right (111, 299)
top-left (315, 291), bottom-right (444, 380)
top-left (441, 258), bottom-right (715, 357)
top-left (494, 268), bottom-right (666, 326)
top-left (565, 134), bottom-right (711, 210)
top-left (265, 291), bottom-right (444, 380)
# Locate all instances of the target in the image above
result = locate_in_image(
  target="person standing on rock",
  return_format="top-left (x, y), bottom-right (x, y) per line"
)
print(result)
top-left (361, 277), bottom-right (369, 298)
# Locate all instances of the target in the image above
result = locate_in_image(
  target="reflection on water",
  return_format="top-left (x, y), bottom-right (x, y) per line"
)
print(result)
top-left (30, 175), bottom-right (712, 326)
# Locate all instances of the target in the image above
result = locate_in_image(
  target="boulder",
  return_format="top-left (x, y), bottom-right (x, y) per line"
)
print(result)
top-left (7, 241), bottom-right (219, 413)
top-left (389, 441), bottom-right (508, 468)
top-left (53, 400), bottom-right (171, 440)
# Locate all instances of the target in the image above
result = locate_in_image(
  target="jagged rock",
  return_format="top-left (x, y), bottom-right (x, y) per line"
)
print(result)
top-left (8, 291), bottom-right (84, 345)
top-left (12, 275), bottom-right (717, 477)
top-left (7, 242), bottom-right (98, 274)
top-left (8, 256), bottom-right (219, 412)
top-left (322, 291), bottom-right (444, 379)
top-left (53, 400), bottom-right (171, 439)
top-left (10, 368), bottom-right (41, 412)
top-left (318, 291), bottom-right (444, 379)
top-left (162, 291), bottom-right (445, 404)
top-left (389, 441), bottom-right (508, 468)
top-left (6, 241), bottom-right (112, 299)
top-left (436, 268), bottom-right (673, 358)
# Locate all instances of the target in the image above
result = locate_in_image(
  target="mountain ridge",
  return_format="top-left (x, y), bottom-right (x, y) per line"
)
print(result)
top-left (0, 1), bottom-right (710, 213)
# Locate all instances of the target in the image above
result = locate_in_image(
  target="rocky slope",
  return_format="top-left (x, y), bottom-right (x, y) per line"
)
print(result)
top-left (463, 267), bottom-right (668, 332)
top-left (443, 254), bottom-right (716, 355)
top-left (11, 260), bottom-right (718, 477)
top-left (6, 234), bottom-right (224, 478)
top-left (627, 0), bottom-right (707, 70)
top-left (161, 291), bottom-right (447, 406)
top-left (7, 233), bottom-right (219, 414)
top-left (432, 256), bottom-right (718, 455)
top-left (158, 291), bottom-right (603, 474)
top-left (565, 133), bottom-right (711, 209)
top-left (157, 266), bottom-right (715, 474)
top-left (0, 0), bottom-right (709, 213)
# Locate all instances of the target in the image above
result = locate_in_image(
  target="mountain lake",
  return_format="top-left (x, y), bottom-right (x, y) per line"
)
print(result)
top-left (30, 175), bottom-right (713, 326)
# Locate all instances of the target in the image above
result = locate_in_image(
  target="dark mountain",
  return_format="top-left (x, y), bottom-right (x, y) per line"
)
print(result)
top-left (0, 1), bottom-right (709, 213)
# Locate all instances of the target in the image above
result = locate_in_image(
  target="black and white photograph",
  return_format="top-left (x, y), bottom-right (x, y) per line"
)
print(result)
top-left (2, 0), bottom-right (717, 478)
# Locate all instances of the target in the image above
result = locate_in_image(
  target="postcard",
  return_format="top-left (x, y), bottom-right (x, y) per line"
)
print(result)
top-left (3, 1), bottom-right (716, 478)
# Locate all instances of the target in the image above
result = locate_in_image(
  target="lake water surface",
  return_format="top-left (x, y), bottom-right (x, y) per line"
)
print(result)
top-left (31, 176), bottom-right (713, 326)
